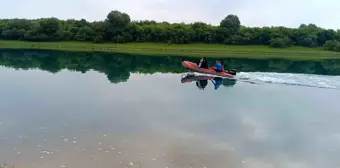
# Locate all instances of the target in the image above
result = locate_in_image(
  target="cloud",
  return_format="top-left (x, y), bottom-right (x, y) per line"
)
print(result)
top-left (1, 68), bottom-right (340, 168)
top-left (1, 0), bottom-right (339, 29)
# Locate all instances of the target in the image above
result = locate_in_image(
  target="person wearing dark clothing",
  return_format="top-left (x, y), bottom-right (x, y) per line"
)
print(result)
top-left (197, 57), bottom-right (208, 68)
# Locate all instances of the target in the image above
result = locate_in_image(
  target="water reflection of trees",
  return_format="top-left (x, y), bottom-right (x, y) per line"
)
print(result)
top-left (0, 49), bottom-right (339, 84)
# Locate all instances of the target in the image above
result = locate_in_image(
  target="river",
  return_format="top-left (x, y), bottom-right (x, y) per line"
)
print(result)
top-left (0, 49), bottom-right (340, 168)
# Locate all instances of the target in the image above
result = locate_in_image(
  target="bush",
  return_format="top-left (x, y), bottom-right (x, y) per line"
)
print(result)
top-left (335, 43), bottom-right (340, 52)
top-left (323, 40), bottom-right (338, 50)
top-left (298, 37), bottom-right (318, 47)
top-left (93, 35), bottom-right (104, 43)
top-left (269, 37), bottom-right (293, 48)
top-left (323, 40), bottom-right (340, 52)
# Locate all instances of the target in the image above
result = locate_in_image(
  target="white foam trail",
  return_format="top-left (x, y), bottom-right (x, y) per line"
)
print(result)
top-left (235, 72), bottom-right (340, 89)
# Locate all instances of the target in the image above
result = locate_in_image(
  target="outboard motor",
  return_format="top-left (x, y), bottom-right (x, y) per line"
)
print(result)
top-left (228, 69), bottom-right (237, 76)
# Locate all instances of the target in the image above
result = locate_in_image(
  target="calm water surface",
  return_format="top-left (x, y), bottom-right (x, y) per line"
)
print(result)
top-left (1, 50), bottom-right (340, 168)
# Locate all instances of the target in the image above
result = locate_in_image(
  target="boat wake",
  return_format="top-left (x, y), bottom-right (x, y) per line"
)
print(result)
top-left (235, 72), bottom-right (340, 90)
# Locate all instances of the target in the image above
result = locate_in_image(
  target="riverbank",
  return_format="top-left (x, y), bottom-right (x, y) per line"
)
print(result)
top-left (0, 40), bottom-right (339, 60)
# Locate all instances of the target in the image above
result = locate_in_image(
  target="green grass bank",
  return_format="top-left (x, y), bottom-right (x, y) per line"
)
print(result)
top-left (1, 40), bottom-right (339, 60)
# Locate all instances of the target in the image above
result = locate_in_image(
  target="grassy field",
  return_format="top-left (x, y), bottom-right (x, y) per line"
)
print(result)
top-left (0, 40), bottom-right (339, 60)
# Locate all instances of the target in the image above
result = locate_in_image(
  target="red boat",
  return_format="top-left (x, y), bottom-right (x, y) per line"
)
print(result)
top-left (181, 61), bottom-right (236, 79)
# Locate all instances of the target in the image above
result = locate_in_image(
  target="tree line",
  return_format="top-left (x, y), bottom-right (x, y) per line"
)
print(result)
top-left (1, 10), bottom-right (340, 52)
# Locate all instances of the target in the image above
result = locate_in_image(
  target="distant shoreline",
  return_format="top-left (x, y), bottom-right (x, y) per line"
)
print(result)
top-left (0, 40), bottom-right (339, 60)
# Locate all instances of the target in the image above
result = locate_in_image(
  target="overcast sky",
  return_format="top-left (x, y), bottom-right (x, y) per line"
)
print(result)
top-left (1, 0), bottom-right (339, 29)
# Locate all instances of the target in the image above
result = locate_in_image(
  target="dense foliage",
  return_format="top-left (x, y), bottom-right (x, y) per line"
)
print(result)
top-left (1, 49), bottom-right (339, 84)
top-left (1, 10), bottom-right (340, 51)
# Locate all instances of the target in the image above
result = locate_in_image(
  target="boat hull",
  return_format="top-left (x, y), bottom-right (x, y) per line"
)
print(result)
top-left (181, 61), bottom-right (235, 79)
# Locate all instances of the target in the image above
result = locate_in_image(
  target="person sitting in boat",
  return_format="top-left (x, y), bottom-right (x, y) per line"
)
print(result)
top-left (220, 60), bottom-right (225, 71)
top-left (212, 60), bottom-right (223, 72)
top-left (197, 57), bottom-right (208, 68)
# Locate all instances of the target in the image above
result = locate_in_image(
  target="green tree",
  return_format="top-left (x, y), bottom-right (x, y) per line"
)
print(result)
top-left (317, 29), bottom-right (336, 45)
top-left (104, 10), bottom-right (131, 42)
top-left (220, 14), bottom-right (241, 36)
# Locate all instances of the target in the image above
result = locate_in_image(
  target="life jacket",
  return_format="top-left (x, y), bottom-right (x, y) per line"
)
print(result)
top-left (198, 58), bottom-right (204, 68)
